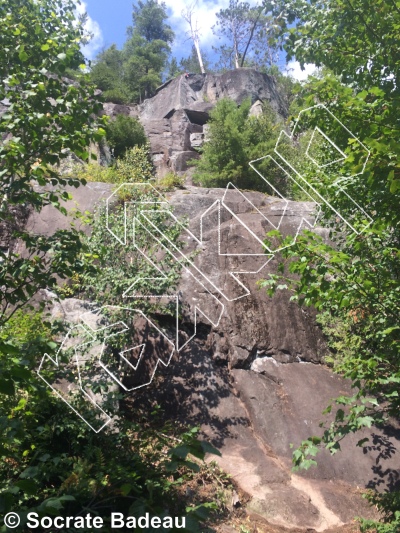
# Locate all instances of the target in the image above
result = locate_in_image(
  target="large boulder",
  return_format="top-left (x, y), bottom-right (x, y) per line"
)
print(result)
top-left (202, 69), bottom-right (287, 116)
top-left (133, 185), bottom-right (398, 531)
top-left (169, 186), bottom-right (327, 366)
top-left (13, 182), bottom-right (400, 531)
top-left (138, 69), bottom-right (287, 122)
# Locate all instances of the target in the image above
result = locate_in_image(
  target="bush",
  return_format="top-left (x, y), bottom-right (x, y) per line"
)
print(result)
top-left (80, 191), bottom-right (184, 307)
top-left (69, 145), bottom-right (154, 188)
top-left (157, 171), bottom-right (185, 190)
top-left (106, 115), bottom-right (148, 159)
top-left (192, 98), bottom-right (288, 194)
top-left (102, 88), bottom-right (131, 105)
top-left (114, 144), bottom-right (155, 184)
top-left (72, 162), bottom-right (119, 183)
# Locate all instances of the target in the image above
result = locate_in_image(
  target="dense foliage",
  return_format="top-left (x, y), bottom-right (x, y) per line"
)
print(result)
top-left (105, 115), bottom-right (147, 159)
top-left (90, 0), bottom-right (174, 104)
top-left (260, 0), bottom-right (400, 530)
top-left (0, 306), bottom-right (218, 532)
top-left (69, 145), bottom-right (184, 192)
top-left (192, 98), bottom-right (289, 192)
top-left (0, 0), bottom-right (105, 328)
top-left (78, 190), bottom-right (185, 309)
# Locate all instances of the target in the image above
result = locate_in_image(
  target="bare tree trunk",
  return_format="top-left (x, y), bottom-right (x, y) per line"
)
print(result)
top-left (182, 2), bottom-right (206, 74)
top-left (231, 19), bottom-right (240, 68)
top-left (240, 5), bottom-right (264, 68)
top-left (234, 41), bottom-right (240, 69)
top-left (193, 37), bottom-right (205, 74)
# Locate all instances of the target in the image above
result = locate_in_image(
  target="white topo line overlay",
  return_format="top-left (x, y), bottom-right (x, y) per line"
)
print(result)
top-left (38, 104), bottom-right (372, 431)
top-left (269, 104), bottom-right (372, 237)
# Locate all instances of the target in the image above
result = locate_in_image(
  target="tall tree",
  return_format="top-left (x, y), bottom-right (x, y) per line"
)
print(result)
top-left (130, 0), bottom-right (174, 43)
top-left (124, 0), bottom-right (174, 101)
top-left (167, 56), bottom-right (180, 78)
top-left (212, 0), bottom-right (280, 70)
top-left (0, 0), bottom-right (105, 324)
top-left (90, 0), bottom-right (174, 103)
top-left (90, 45), bottom-right (131, 104)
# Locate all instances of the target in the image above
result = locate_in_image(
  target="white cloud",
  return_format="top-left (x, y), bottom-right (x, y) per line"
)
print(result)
top-left (75, 1), bottom-right (104, 60)
top-left (283, 60), bottom-right (318, 81)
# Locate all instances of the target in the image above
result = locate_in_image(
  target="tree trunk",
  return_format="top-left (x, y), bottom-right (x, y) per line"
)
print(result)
top-left (193, 36), bottom-right (205, 74)
top-left (232, 19), bottom-right (240, 68)
top-left (240, 6), bottom-right (264, 68)
top-left (183, 7), bottom-right (206, 74)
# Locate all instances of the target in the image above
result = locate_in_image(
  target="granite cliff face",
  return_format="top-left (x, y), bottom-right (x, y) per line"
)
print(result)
top-left (21, 183), bottom-right (400, 532)
top-left (103, 69), bottom-right (287, 175)
top-left (6, 69), bottom-right (400, 531)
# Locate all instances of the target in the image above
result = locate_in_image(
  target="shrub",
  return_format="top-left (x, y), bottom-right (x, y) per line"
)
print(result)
top-left (106, 115), bottom-right (147, 159)
top-left (102, 88), bottom-right (131, 105)
top-left (72, 162), bottom-right (118, 183)
top-left (157, 171), bottom-right (185, 190)
top-left (192, 98), bottom-right (288, 194)
top-left (81, 193), bottom-right (184, 308)
top-left (69, 145), bottom-right (154, 187)
top-left (114, 144), bottom-right (155, 184)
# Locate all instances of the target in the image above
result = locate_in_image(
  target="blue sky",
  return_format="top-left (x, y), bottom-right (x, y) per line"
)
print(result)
top-left (77, 0), bottom-right (315, 80)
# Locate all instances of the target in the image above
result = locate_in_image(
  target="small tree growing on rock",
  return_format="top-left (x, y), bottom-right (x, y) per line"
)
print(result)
top-left (106, 115), bottom-right (148, 159)
top-left (192, 98), bottom-right (286, 193)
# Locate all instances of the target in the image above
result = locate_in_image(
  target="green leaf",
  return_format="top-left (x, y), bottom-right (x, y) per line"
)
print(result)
top-left (19, 48), bottom-right (28, 62)
top-left (0, 379), bottom-right (15, 396)
top-left (41, 44), bottom-right (50, 51)
top-left (301, 459), bottom-right (318, 470)
top-left (120, 483), bottom-right (132, 496)
top-left (0, 493), bottom-right (14, 514)
top-left (382, 326), bottom-right (400, 335)
top-left (15, 479), bottom-right (38, 495)
top-left (20, 466), bottom-right (39, 479)
top-left (46, 341), bottom-right (58, 350)
top-left (11, 367), bottom-right (31, 380)
top-left (0, 342), bottom-right (20, 355)
top-left (169, 444), bottom-right (189, 459)
top-left (200, 440), bottom-right (221, 457)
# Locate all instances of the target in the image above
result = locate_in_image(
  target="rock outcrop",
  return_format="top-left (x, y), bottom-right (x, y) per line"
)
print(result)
top-left (20, 182), bottom-right (400, 531)
top-left (6, 67), bottom-right (398, 533)
top-left (103, 69), bottom-right (287, 175)
top-left (169, 187), bottom-right (327, 367)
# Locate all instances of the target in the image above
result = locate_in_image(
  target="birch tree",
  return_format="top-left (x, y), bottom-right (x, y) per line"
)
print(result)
top-left (181, 1), bottom-right (206, 74)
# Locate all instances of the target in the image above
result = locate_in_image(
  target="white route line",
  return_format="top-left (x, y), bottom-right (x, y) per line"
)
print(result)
top-left (38, 103), bottom-right (373, 432)
top-left (37, 323), bottom-right (113, 434)
top-left (270, 104), bottom-right (373, 236)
